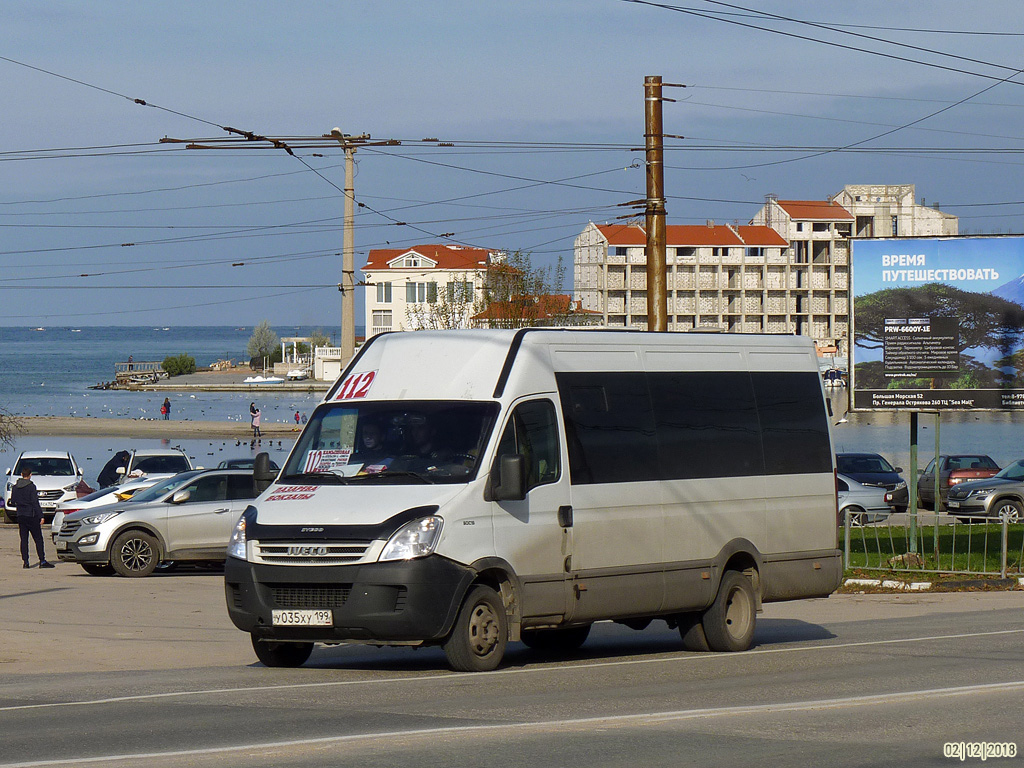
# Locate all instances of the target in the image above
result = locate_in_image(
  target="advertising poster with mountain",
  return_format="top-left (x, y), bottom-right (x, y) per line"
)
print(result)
top-left (851, 236), bottom-right (1024, 411)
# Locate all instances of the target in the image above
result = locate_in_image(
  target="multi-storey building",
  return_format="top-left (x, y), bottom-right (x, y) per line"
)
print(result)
top-left (574, 185), bottom-right (959, 356)
top-left (362, 244), bottom-right (495, 337)
top-left (830, 184), bottom-right (958, 238)
top-left (748, 198), bottom-right (853, 352)
top-left (574, 222), bottom-right (791, 333)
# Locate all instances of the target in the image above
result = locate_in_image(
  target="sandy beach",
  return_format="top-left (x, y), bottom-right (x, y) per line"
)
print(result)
top-left (15, 416), bottom-right (302, 439)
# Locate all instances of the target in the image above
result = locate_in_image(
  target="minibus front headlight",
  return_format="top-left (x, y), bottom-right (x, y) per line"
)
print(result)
top-left (228, 507), bottom-right (254, 561)
top-left (379, 516), bottom-right (443, 562)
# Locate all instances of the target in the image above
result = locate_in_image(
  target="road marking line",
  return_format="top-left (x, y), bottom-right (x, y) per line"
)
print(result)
top-left (2, 627), bottom-right (1022, 713)
top-left (4, 679), bottom-right (1024, 768)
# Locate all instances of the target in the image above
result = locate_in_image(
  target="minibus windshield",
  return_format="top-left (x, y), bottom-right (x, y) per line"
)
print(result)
top-left (281, 400), bottom-right (500, 485)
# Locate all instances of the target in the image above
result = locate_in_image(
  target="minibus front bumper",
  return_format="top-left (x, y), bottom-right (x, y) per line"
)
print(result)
top-left (224, 554), bottom-right (476, 644)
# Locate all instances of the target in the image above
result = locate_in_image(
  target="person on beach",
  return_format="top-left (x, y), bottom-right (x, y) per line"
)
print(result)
top-left (11, 468), bottom-right (55, 569)
top-left (162, 397), bottom-right (171, 420)
top-left (250, 403), bottom-right (261, 439)
top-left (127, 354), bottom-right (133, 371)
top-left (294, 411), bottom-right (301, 426)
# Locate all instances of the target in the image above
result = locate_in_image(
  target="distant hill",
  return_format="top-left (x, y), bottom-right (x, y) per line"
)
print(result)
top-left (992, 273), bottom-right (1024, 308)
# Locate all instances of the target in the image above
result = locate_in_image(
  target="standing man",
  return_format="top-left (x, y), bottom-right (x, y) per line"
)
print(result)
top-left (11, 468), bottom-right (55, 569)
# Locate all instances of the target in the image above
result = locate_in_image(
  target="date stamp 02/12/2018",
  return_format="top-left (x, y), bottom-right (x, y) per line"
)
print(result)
top-left (944, 742), bottom-right (1017, 761)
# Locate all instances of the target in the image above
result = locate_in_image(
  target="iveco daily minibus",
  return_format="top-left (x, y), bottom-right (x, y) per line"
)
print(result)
top-left (225, 329), bottom-right (841, 671)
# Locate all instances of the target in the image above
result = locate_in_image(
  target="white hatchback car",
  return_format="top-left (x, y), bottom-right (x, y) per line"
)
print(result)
top-left (4, 451), bottom-right (83, 523)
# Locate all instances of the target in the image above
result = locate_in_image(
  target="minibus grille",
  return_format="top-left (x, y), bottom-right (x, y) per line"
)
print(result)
top-left (253, 541), bottom-right (372, 565)
top-left (268, 583), bottom-right (352, 609)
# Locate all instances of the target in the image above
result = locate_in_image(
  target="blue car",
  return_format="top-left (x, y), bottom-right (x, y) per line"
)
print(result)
top-left (836, 452), bottom-right (907, 513)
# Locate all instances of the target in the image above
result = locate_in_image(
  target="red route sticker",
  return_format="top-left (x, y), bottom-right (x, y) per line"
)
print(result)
top-left (335, 370), bottom-right (377, 400)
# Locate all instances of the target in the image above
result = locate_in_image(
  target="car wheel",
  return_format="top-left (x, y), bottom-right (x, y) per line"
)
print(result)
top-left (443, 585), bottom-right (507, 672)
top-left (250, 636), bottom-right (313, 668)
top-left (993, 500), bottom-right (1023, 524)
top-left (110, 530), bottom-right (159, 577)
top-left (701, 570), bottom-right (756, 653)
top-left (678, 612), bottom-right (711, 652)
top-left (521, 624), bottom-right (591, 654)
top-left (80, 563), bottom-right (114, 576)
top-left (845, 506), bottom-right (866, 527)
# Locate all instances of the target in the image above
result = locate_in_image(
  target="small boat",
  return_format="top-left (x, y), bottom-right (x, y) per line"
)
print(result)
top-left (286, 369), bottom-right (309, 381)
top-left (243, 375), bottom-right (284, 384)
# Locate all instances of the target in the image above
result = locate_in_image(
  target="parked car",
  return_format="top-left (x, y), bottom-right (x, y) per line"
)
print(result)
top-left (96, 448), bottom-right (194, 488)
top-left (55, 469), bottom-right (257, 577)
top-left (837, 473), bottom-right (892, 526)
top-left (49, 477), bottom-right (158, 543)
top-left (836, 452), bottom-right (907, 513)
top-left (4, 450), bottom-right (84, 523)
top-left (917, 454), bottom-right (1000, 510)
top-left (945, 458), bottom-right (1024, 523)
top-left (216, 457), bottom-right (280, 471)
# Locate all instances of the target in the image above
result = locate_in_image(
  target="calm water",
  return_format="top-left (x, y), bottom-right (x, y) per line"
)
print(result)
top-left (0, 325), bottom-right (339, 422)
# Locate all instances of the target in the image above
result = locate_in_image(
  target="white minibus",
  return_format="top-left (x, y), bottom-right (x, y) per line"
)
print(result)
top-left (225, 329), bottom-right (840, 671)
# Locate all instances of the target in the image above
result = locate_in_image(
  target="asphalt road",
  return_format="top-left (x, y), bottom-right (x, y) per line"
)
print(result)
top-left (1, 527), bottom-right (1022, 768)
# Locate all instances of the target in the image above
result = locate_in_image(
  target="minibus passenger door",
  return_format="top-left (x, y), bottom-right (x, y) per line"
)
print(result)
top-left (490, 399), bottom-right (572, 622)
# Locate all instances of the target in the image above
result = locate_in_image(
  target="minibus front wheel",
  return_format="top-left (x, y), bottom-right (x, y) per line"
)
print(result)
top-left (701, 570), bottom-right (756, 652)
top-left (443, 584), bottom-right (508, 672)
top-left (251, 636), bottom-right (314, 668)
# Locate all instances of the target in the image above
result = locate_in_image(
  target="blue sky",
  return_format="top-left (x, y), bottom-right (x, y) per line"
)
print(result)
top-left (3, 1), bottom-right (1024, 326)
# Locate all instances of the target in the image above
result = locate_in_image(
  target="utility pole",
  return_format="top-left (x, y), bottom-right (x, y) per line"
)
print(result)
top-left (161, 129), bottom-right (396, 365)
top-left (644, 75), bottom-right (668, 332)
top-left (328, 129), bottom-right (370, 364)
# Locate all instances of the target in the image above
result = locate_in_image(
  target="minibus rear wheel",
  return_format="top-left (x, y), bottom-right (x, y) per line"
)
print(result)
top-left (521, 624), bottom-right (591, 654)
top-left (701, 570), bottom-right (756, 652)
top-left (677, 613), bottom-right (711, 652)
top-left (251, 636), bottom-right (314, 668)
top-left (443, 585), bottom-right (507, 672)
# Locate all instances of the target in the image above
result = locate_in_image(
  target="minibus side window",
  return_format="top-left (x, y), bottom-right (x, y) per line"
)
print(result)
top-left (752, 372), bottom-right (832, 475)
top-left (649, 372), bottom-right (763, 479)
top-left (496, 400), bottom-right (561, 492)
top-left (557, 373), bottom-right (659, 484)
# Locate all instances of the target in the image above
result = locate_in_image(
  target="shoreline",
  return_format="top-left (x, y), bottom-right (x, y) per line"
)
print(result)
top-left (15, 416), bottom-right (302, 439)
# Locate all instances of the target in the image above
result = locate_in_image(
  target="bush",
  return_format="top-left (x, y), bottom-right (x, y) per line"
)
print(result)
top-left (162, 354), bottom-right (196, 377)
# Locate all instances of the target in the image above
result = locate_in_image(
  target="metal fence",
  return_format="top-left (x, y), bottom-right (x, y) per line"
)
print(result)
top-left (842, 510), bottom-right (1024, 578)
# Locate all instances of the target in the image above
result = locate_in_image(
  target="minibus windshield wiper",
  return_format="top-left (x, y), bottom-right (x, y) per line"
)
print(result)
top-left (279, 471), bottom-right (349, 485)
top-left (348, 470), bottom-right (436, 484)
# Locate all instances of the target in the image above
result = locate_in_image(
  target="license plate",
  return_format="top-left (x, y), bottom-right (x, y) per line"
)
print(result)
top-left (272, 609), bottom-right (332, 626)
top-left (55, 540), bottom-right (68, 551)
top-left (947, 501), bottom-right (959, 509)
top-left (41, 502), bottom-right (57, 509)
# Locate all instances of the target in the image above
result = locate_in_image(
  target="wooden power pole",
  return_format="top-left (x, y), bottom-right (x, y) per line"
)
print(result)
top-left (644, 75), bottom-right (668, 332)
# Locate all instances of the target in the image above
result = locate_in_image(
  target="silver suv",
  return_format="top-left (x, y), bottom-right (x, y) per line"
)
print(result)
top-left (55, 469), bottom-right (256, 577)
top-left (945, 458), bottom-right (1024, 523)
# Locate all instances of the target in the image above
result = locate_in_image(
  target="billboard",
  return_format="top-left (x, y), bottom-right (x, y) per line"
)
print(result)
top-left (851, 236), bottom-right (1024, 411)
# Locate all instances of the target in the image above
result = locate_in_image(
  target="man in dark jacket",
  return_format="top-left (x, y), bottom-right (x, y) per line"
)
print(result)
top-left (11, 468), bottom-right (55, 569)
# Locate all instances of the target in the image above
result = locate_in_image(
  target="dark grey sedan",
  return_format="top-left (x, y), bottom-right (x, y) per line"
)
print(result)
top-left (945, 459), bottom-right (1024, 523)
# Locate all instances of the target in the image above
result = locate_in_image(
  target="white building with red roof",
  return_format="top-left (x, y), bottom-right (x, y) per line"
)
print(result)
top-left (362, 244), bottom-right (496, 336)
top-left (573, 221), bottom-right (791, 335)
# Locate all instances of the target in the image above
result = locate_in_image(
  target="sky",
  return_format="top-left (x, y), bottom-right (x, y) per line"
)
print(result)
top-left (3, 0), bottom-right (1024, 327)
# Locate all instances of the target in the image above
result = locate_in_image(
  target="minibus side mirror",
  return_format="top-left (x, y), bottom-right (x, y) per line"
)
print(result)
top-left (253, 452), bottom-right (276, 494)
top-left (491, 454), bottom-right (527, 502)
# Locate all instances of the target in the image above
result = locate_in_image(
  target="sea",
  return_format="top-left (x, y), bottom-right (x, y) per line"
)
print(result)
top-left (1, 325), bottom-right (1022, 487)
top-left (0, 325), bottom-right (335, 483)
